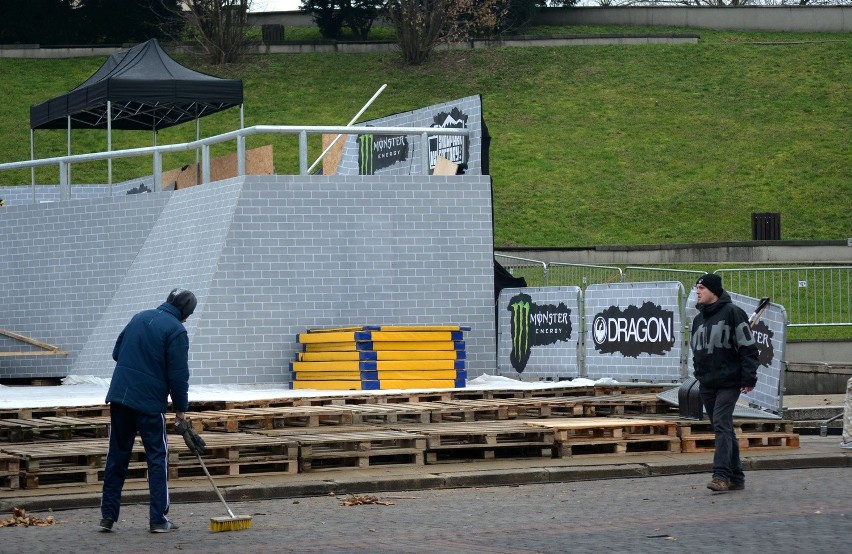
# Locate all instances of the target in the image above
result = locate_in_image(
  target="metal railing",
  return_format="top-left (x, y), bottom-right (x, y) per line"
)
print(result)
top-left (715, 266), bottom-right (852, 327)
top-left (496, 254), bottom-right (852, 329)
top-left (0, 124), bottom-right (471, 201)
top-left (548, 262), bottom-right (624, 290)
top-left (495, 254), bottom-right (548, 286)
top-left (625, 266), bottom-right (705, 291)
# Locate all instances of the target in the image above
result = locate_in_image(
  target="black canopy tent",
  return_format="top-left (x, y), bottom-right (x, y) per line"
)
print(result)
top-left (29, 38), bottom-right (243, 192)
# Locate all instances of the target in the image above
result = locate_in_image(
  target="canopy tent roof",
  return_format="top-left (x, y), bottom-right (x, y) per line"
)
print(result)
top-left (30, 38), bottom-right (243, 131)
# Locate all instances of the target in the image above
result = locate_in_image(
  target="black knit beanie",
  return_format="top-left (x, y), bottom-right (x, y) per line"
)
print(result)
top-left (695, 274), bottom-right (723, 297)
top-left (167, 288), bottom-right (197, 320)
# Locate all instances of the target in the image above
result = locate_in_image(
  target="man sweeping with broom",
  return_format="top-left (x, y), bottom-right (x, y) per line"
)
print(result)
top-left (99, 288), bottom-right (200, 533)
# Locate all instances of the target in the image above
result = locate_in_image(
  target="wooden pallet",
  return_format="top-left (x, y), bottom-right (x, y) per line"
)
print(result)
top-left (0, 416), bottom-right (110, 442)
top-left (167, 433), bottom-right (298, 477)
top-left (556, 436), bottom-right (681, 457)
top-left (252, 428), bottom-right (427, 471)
top-left (0, 453), bottom-right (20, 489)
top-left (680, 432), bottom-right (800, 453)
top-left (409, 400), bottom-right (511, 423)
top-left (0, 438), bottom-right (144, 489)
top-left (569, 394), bottom-right (677, 417)
top-left (391, 421), bottom-right (555, 463)
top-left (0, 405), bottom-right (112, 420)
top-left (525, 417), bottom-right (681, 457)
top-left (377, 391), bottom-right (454, 403)
top-left (346, 404), bottom-right (431, 425)
top-left (188, 406), bottom-right (356, 433)
top-left (676, 419), bottom-right (796, 437)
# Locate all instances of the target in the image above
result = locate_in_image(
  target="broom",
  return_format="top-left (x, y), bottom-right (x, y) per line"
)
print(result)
top-left (194, 450), bottom-right (253, 532)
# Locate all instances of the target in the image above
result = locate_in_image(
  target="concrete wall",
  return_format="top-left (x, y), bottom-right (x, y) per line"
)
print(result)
top-left (498, 241), bottom-right (852, 265)
top-left (534, 7), bottom-right (851, 33)
top-left (248, 7), bottom-right (852, 33)
top-left (0, 174), bottom-right (497, 385)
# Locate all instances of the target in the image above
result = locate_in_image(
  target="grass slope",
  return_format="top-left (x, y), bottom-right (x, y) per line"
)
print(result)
top-left (0, 27), bottom-right (849, 248)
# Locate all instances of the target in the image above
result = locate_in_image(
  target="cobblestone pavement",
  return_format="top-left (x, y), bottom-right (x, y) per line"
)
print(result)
top-left (4, 467), bottom-right (850, 554)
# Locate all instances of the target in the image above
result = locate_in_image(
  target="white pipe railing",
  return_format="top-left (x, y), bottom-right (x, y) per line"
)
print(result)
top-left (0, 124), bottom-right (471, 198)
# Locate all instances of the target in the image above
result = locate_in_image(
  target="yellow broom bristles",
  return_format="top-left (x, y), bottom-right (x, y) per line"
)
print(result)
top-left (210, 515), bottom-right (253, 533)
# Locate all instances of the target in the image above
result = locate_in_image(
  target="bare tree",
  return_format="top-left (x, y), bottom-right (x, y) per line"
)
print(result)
top-left (386, 0), bottom-right (512, 65)
top-left (181, 0), bottom-right (251, 65)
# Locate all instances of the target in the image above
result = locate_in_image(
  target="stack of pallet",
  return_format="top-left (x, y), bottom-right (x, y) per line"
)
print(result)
top-left (291, 325), bottom-right (469, 391)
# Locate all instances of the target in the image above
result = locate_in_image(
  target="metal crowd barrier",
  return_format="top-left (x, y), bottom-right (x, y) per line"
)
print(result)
top-left (495, 255), bottom-right (851, 329)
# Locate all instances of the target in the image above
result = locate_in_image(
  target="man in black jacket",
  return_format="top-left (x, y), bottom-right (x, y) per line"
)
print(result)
top-left (690, 274), bottom-right (759, 492)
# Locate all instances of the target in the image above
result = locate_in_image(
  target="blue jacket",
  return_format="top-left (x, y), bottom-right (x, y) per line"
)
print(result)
top-left (105, 302), bottom-right (190, 414)
top-left (690, 292), bottom-right (759, 389)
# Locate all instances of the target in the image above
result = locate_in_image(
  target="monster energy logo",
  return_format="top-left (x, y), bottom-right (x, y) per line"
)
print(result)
top-left (359, 134), bottom-right (375, 175)
top-left (359, 134), bottom-right (408, 175)
top-left (509, 296), bottom-right (532, 372)
top-left (508, 293), bottom-right (573, 373)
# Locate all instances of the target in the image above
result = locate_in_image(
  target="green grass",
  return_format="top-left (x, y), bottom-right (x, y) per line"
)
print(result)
top-left (0, 26), bottom-right (849, 250)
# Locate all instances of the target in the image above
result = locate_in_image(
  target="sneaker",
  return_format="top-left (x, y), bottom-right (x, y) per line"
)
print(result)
top-left (98, 518), bottom-right (114, 532)
top-left (707, 478), bottom-right (729, 492)
top-left (840, 440), bottom-right (852, 450)
top-left (729, 482), bottom-right (745, 491)
top-left (149, 521), bottom-right (179, 533)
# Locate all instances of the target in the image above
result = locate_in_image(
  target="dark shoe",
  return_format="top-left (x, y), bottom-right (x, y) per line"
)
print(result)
top-left (707, 478), bottom-right (729, 492)
top-left (150, 520), bottom-right (179, 533)
top-left (98, 518), bottom-right (114, 532)
top-left (729, 482), bottom-right (745, 491)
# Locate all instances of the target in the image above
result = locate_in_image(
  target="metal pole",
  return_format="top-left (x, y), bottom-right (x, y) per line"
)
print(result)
top-left (421, 132), bottom-right (429, 175)
top-left (30, 129), bottom-right (35, 204)
top-left (237, 135), bottom-right (246, 176)
top-left (307, 84), bottom-right (387, 175)
top-left (153, 150), bottom-right (162, 192)
top-left (67, 116), bottom-right (71, 188)
top-left (59, 161), bottom-right (69, 201)
top-left (299, 131), bottom-right (307, 175)
top-left (202, 144), bottom-right (210, 184)
top-left (107, 100), bottom-right (112, 192)
top-left (195, 118), bottom-right (200, 187)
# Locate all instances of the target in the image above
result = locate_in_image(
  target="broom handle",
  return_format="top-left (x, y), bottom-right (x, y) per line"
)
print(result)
top-left (196, 450), bottom-right (236, 519)
top-left (306, 83), bottom-right (387, 174)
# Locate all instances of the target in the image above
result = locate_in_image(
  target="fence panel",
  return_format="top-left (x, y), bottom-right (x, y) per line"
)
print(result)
top-left (495, 254), bottom-right (548, 286)
top-left (715, 266), bottom-right (851, 327)
top-left (625, 266), bottom-right (704, 291)
top-left (547, 263), bottom-right (623, 290)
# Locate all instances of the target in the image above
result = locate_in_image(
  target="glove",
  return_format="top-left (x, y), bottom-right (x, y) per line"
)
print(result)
top-left (174, 417), bottom-right (207, 455)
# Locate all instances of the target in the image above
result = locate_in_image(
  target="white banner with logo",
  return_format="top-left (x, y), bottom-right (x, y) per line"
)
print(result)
top-left (497, 286), bottom-right (582, 379)
top-left (584, 282), bottom-right (686, 381)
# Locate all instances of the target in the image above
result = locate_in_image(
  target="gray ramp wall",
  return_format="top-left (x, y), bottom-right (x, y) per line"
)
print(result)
top-left (0, 175), bottom-right (497, 385)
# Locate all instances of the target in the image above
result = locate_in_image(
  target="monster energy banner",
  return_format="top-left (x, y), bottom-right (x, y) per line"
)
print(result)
top-left (358, 134), bottom-right (409, 175)
top-left (751, 319), bottom-right (775, 368)
top-left (591, 302), bottom-right (676, 358)
top-left (686, 290), bottom-right (787, 413)
top-left (498, 287), bottom-right (581, 377)
top-left (428, 107), bottom-right (469, 172)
